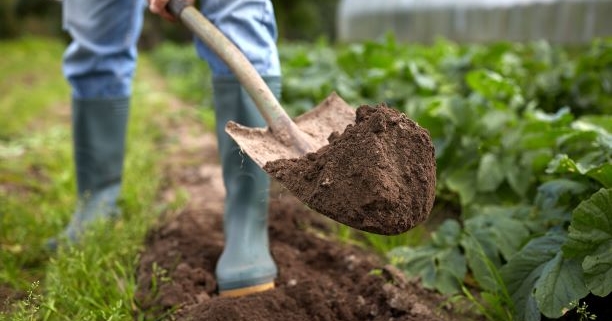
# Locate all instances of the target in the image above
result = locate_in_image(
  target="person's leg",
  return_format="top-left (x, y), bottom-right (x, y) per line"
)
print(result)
top-left (195, 0), bottom-right (281, 296)
top-left (48, 0), bottom-right (145, 249)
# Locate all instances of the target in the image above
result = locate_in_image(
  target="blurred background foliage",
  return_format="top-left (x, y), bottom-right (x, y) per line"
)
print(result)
top-left (0, 0), bottom-right (340, 46)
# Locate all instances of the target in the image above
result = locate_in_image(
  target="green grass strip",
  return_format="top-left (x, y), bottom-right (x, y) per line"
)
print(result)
top-left (0, 37), bottom-right (193, 320)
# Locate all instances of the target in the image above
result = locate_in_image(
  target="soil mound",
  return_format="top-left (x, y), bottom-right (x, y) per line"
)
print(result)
top-left (264, 104), bottom-right (436, 235)
top-left (135, 194), bottom-right (453, 321)
top-left (133, 129), bottom-right (452, 320)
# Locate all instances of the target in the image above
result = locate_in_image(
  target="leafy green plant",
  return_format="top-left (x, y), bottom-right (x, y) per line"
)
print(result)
top-left (389, 220), bottom-right (466, 295)
top-left (563, 188), bottom-right (612, 298)
top-left (0, 282), bottom-right (41, 321)
top-left (395, 112), bottom-right (611, 321)
top-left (277, 36), bottom-right (612, 320)
top-left (501, 232), bottom-right (587, 321)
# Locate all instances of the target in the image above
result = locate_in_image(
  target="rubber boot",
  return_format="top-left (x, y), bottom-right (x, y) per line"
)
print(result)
top-left (47, 97), bottom-right (129, 250)
top-left (213, 76), bottom-right (280, 297)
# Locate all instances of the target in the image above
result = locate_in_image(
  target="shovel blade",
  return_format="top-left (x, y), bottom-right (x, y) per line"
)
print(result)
top-left (226, 93), bottom-right (356, 168)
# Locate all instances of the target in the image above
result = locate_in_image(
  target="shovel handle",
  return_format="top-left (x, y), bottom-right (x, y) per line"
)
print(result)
top-left (168, 0), bottom-right (314, 153)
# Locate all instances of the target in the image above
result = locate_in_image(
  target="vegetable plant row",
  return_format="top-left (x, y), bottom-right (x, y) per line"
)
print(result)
top-left (279, 36), bottom-right (612, 321)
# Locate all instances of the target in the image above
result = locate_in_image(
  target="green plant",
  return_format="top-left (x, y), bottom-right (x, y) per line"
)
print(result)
top-left (0, 281), bottom-right (41, 321)
top-left (461, 284), bottom-right (514, 321)
top-left (576, 302), bottom-right (598, 321)
top-left (277, 36), bottom-right (612, 320)
top-left (389, 220), bottom-right (466, 295)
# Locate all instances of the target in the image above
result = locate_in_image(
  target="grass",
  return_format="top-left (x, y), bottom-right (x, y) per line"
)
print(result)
top-left (0, 38), bottom-right (69, 139)
top-left (0, 36), bottom-right (204, 320)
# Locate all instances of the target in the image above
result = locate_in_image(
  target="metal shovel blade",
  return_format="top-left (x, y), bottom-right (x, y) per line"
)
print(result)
top-left (226, 93), bottom-right (356, 168)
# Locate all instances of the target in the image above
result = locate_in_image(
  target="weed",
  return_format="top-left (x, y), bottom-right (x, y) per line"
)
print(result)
top-left (0, 281), bottom-right (41, 321)
top-left (576, 302), bottom-right (597, 321)
top-left (459, 234), bottom-right (515, 321)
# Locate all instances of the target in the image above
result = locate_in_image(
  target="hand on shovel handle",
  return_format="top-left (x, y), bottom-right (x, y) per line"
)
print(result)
top-left (148, 0), bottom-right (179, 22)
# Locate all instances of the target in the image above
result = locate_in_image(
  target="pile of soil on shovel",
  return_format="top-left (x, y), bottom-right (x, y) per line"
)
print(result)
top-left (264, 104), bottom-right (437, 235)
top-left (133, 130), bottom-right (464, 321)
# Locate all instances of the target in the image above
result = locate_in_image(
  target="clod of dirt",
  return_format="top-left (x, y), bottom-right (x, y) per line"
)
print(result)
top-left (264, 104), bottom-right (436, 235)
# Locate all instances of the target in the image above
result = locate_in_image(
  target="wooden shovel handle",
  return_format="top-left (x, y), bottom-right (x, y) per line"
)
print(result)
top-left (167, 0), bottom-right (314, 153)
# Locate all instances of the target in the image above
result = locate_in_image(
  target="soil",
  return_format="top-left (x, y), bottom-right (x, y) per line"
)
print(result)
top-left (264, 104), bottom-right (437, 235)
top-left (134, 119), bottom-right (463, 321)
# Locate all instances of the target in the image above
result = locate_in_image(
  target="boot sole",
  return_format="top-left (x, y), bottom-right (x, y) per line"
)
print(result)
top-left (218, 281), bottom-right (274, 297)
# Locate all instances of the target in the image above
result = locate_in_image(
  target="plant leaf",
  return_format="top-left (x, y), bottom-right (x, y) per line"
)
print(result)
top-left (546, 154), bottom-right (591, 174)
top-left (531, 107), bottom-right (573, 124)
top-left (501, 233), bottom-right (567, 321)
top-left (576, 115), bottom-right (612, 133)
top-left (462, 207), bottom-right (530, 293)
top-left (563, 188), bottom-right (612, 296)
top-left (477, 153), bottom-right (505, 192)
top-left (431, 218), bottom-right (462, 247)
top-left (582, 239), bottom-right (612, 296)
top-left (563, 188), bottom-right (612, 256)
top-left (534, 179), bottom-right (588, 211)
top-left (534, 252), bottom-right (588, 318)
top-left (389, 220), bottom-right (466, 294)
top-left (446, 168), bottom-right (477, 206)
top-left (466, 69), bottom-right (519, 100)
top-left (409, 62), bottom-right (437, 91)
top-left (547, 154), bottom-right (612, 188)
top-left (586, 163), bottom-right (612, 188)
top-left (388, 245), bottom-right (466, 295)
top-left (465, 208), bottom-right (531, 261)
top-left (497, 151), bottom-right (533, 198)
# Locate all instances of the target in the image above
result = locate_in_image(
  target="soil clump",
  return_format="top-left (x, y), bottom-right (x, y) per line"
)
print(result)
top-left (264, 104), bottom-right (436, 235)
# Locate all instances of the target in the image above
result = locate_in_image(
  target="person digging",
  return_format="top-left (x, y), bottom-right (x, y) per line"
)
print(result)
top-left (47, 0), bottom-right (282, 298)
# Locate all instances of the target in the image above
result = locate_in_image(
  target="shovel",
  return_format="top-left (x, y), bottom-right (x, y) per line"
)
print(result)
top-left (168, 0), bottom-right (438, 236)
top-left (167, 0), bottom-right (356, 168)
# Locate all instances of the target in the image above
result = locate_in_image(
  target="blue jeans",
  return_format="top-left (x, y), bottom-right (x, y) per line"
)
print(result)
top-left (62, 0), bottom-right (281, 99)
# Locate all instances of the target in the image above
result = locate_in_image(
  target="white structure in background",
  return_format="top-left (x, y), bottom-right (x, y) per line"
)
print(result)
top-left (337, 0), bottom-right (612, 43)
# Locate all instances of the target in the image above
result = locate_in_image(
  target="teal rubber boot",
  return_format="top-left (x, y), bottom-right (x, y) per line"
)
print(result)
top-left (213, 76), bottom-right (280, 297)
top-left (47, 97), bottom-right (129, 250)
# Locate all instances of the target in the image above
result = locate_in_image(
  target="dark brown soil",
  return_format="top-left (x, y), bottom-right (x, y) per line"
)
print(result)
top-left (133, 129), bottom-right (460, 321)
top-left (264, 104), bottom-right (437, 235)
top-left (135, 195), bottom-right (453, 321)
